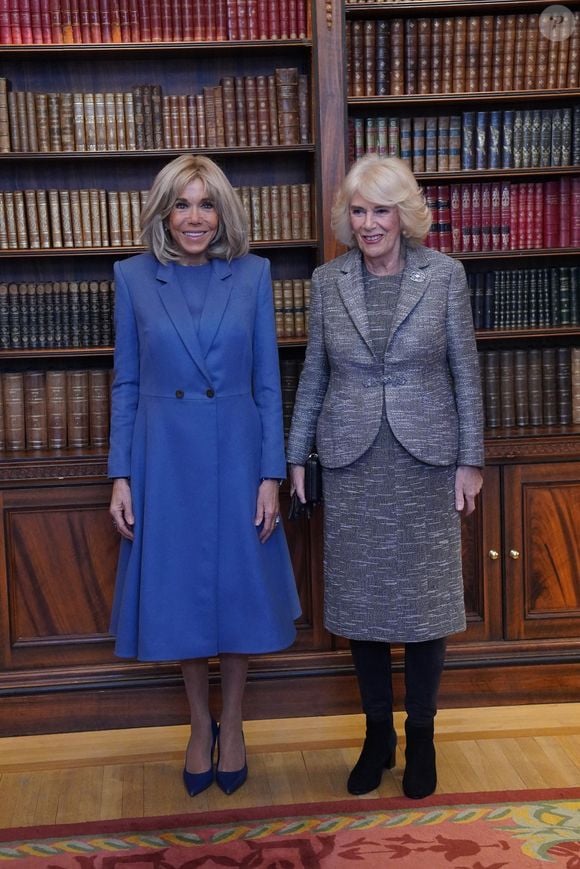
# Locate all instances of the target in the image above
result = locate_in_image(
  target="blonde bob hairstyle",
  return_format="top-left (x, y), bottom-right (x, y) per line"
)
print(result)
top-left (331, 154), bottom-right (432, 248)
top-left (140, 154), bottom-right (250, 263)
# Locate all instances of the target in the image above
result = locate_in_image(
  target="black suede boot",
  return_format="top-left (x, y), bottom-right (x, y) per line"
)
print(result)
top-left (347, 717), bottom-right (397, 795)
top-left (402, 720), bottom-right (437, 799)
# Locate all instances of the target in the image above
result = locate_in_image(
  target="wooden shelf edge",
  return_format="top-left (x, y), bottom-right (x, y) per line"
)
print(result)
top-left (0, 144), bottom-right (317, 160)
top-left (345, 0), bottom-right (580, 14)
top-left (0, 240), bottom-right (320, 258)
top-left (0, 38), bottom-right (313, 55)
top-left (348, 89), bottom-right (580, 106)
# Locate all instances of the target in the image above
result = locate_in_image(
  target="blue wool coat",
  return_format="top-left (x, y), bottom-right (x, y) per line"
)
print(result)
top-left (108, 251), bottom-right (300, 661)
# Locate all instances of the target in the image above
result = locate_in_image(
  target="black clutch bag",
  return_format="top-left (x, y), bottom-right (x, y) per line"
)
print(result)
top-left (288, 451), bottom-right (322, 520)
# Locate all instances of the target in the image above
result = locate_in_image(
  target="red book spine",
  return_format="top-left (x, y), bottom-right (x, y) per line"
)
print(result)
top-left (558, 176), bottom-right (571, 248)
top-left (237, 0), bottom-right (247, 40)
top-left (149, 0), bottom-right (162, 41)
top-left (29, 0), bottom-right (43, 42)
top-left (78, 0), bottom-right (91, 42)
top-left (471, 184), bottom-right (482, 252)
top-left (437, 184), bottom-right (452, 252)
top-left (480, 182), bottom-right (491, 252)
top-left (257, 0), bottom-right (268, 39)
top-left (70, 0), bottom-right (82, 42)
top-left (50, 0), bottom-right (63, 43)
top-left (135, 0), bottom-right (148, 41)
top-left (99, 0), bottom-right (112, 42)
top-left (461, 183), bottom-right (472, 252)
top-left (544, 181), bottom-right (559, 248)
top-left (40, 1), bottom-right (52, 41)
top-left (296, 0), bottom-right (306, 38)
top-left (159, 0), bottom-right (172, 40)
top-left (425, 185), bottom-right (439, 249)
top-left (171, 0), bottom-right (182, 40)
top-left (215, 0), bottom-right (227, 40)
top-left (192, 0), bottom-right (204, 40)
top-left (491, 181), bottom-right (501, 251)
top-left (9, 0), bottom-right (22, 43)
top-left (268, 0), bottom-right (279, 39)
top-left (279, 0), bottom-right (289, 39)
top-left (0, 0), bottom-right (11, 44)
top-left (509, 183), bottom-right (519, 250)
top-left (88, 0), bottom-right (101, 41)
top-left (525, 182), bottom-right (535, 249)
top-left (61, 0), bottom-right (74, 43)
top-left (500, 181), bottom-right (511, 251)
top-left (181, 0), bottom-right (193, 40)
top-left (513, 184), bottom-right (524, 248)
top-left (110, 0), bottom-right (122, 41)
top-left (206, 0), bottom-right (215, 40)
top-left (226, 0), bottom-right (238, 40)
top-left (533, 182), bottom-right (543, 248)
top-left (450, 183), bottom-right (462, 252)
top-left (118, 0), bottom-right (131, 41)
top-left (19, 0), bottom-right (33, 43)
top-left (287, 0), bottom-right (297, 40)
top-left (571, 177), bottom-right (580, 246)
top-left (247, 0), bottom-right (258, 40)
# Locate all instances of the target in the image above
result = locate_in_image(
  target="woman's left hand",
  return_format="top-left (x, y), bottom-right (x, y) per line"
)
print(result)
top-left (455, 465), bottom-right (483, 516)
top-left (254, 479), bottom-right (281, 543)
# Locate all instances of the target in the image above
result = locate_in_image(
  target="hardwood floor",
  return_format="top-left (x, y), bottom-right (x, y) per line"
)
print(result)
top-left (0, 703), bottom-right (578, 828)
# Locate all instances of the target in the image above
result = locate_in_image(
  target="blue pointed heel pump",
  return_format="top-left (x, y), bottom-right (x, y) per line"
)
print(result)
top-left (216, 730), bottom-right (248, 795)
top-left (183, 718), bottom-right (219, 797)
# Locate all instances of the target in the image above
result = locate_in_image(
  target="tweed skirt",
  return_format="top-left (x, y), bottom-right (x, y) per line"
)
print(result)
top-left (322, 417), bottom-right (466, 643)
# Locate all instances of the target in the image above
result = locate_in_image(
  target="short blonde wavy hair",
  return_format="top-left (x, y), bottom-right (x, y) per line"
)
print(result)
top-left (331, 155), bottom-right (432, 247)
top-left (141, 154), bottom-right (250, 263)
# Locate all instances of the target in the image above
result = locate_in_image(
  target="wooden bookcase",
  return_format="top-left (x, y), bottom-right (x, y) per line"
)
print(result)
top-left (0, 0), bottom-right (578, 736)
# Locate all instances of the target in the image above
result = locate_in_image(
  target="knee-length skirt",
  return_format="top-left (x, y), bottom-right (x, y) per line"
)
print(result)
top-left (322, 417), bottom-right (466, 643)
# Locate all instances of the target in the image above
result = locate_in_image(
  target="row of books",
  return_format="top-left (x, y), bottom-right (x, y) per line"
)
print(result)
top-left (0, 69), bottom-right (310, 154)
top-left (0, 0), bottom-right (308, 44)
top-left (346, 14), bottom-right (580, 96)
top-left (235, 184), bottom-right (313, 242)
top-left (0, 368), bottom-right (112, 451)
top-left (0, 281), bottom-right (115, 350)
top-left (349, 106), bottom-right (580, 172)
top-left (273, 278), bottom-right (311, 339)
top-left (468, 268), bottom-right (579, 331)
top-left (480, 346), bottom-right (580, 428)
top-left (0, 183), bottom-right (314, 249)
top-left (0, 188), bottom-right (147, 250)
top-left (423, 179), bottom-right (580, 254)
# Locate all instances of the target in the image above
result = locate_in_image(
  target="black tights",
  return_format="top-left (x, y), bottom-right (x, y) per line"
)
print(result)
top-left (350, 637), bottom-right (447, 727)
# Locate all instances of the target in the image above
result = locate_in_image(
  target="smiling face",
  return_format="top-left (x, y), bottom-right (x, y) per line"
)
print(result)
top-left (349, 193), bottom-right (402, 274)
top-left (167, 178), bottom-right (219, 265)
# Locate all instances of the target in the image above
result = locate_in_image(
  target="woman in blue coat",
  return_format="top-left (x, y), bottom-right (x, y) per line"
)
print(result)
top-left (108, 154), bottom-right (300, 798)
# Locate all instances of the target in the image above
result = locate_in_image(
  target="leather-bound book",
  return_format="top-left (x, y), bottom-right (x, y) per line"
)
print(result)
top-left (29, 0), bottom-right (43, 43)
top-left (532, 182), bottom-right (543, 249)
top-left (572, 347), bottom-right (580, 423)
top-left (513, 349), bottom-right (529, 426)
top-left (56, 92), bottom-right (73, 151)
top-left (49, 0), bottom-right (63, 43)
top-left (97, 189), bottom-right (108, 246)
top-left (225, 0), bottom-right (238, 40)
top-left (568, 13), bottom-right (579, 87)
top-left (561, 107), bottom-right (572, 166)
top-left (169, 0), bottom-right (182, 41)
top-left (191, 0), bottom-right (204, 40)
top-left (98, 280), bottom-right (112, 345)
top-left (557, 28), bottom-right (570, 89)
top-left (8, 282), bottom-right (20, 346)
top-left (364, 116), bottom-right (377, 155)
top-left (0, 283), bottom-right (9, 349)
top-left (512, 14), bottom-right (527, 91)
top-left (0, 195), bottom-right (8, 249)
top-left (278, 184), bottom-right (291, 239)
top-left (3, 192), bottom-right (18, 247)
top-left (483, 350), bottom-right (500, 427)
top-left (559, 175), bottom-right (571, 248)
top-left (521, 108), bottom-right (532, 168)
top-left (267, 75), bottom-right (279, 145)
top-left (437, 184), bottom-right (452, 253)
top-left (450, 183), bottom-right (461, 252)
top-left (475, 110), bottom-right (488, 169)
top-left (2, 372), bottom-right (26, 450)
top-left (541, 348), bottom-right (558, 425)
top-left (350, 20), bottom-right (364, 97)
top-left (81, 92), bottom-right (95, 151)
top-left (387, 117), bottom-right (399, 157)
top-left (175, 93), bottom-right (188, 148)
top-left (142, 84), bottom-right (154, 149)
top-left (257, 0), bottom-right (268, 40)
top-left (92, 92), bottom-right (105, 150)
top-left (490, 15), bottom-right (505, 93)
top-left (404, 17), bottom-right (417, 95)
top-left (202, 87), bottom-right (216, 147)
top-left (35, 188), bottom-right (50, 248)
top-left (220, 76), bottom-right (237, 146)
top-left (88, 0), bottom-right (101, 41)
top-left (546, 31), bottom-right (559, 89)
top-left (87, 188), bottom-right (100, 246)
top-left (77, 189), bottom-right (91, 247)
top-left (543, 179), bottom-right (559, 250)
top-left (424, 185), bottom-right (438, 250)
top-left (522, 13), bottom-right (538, 90)
top-left (88, 368), bottom-right (110, 445)
top-left (184, 94), bottom-right (196, 148)
top-left (23, 91), bottom-right (38, 151)
top-left (148, 0), bottom-right (162, 41)
top-left (376, 19), bottom-right (389, 96)
top-left (13, 190), bottom-right (29, 248)
top-left (363, 20), bottom-right (376, 96)
top-left (460, 183), bottom-right (471, 252)
top-left (98, 0), bottom-right (112, 42)
top-left (87, 280), bottom-right (99, 345)
top-left (279, 357), bottom-right (301, 440)
top-left (23, 189), bottom-right (40, 249)
top-left (512, 110), bottom-right (523, 168)
top-left (417, 18), bottom-right (431, 95)
top-left (296, 0), bottom-right (306, 39)
top-left (56, 190), bottom-right (73, 248)
top-left (276, 67), bottom-right (299, 145)
top-left (33, 93), bottom-right (49, 152)
top-left (412, 116), bottom-right (425, 173)
top-left (430, 17), bottom-right (442, 94)
top-left (77, 0), bottom-right (90, 42)
top-left (193, 93), bottom-right (205, 148)
top-left (490, 181), bottom-right (501, 251)
top-left (425, 116), bottom-right (437, 172)
top-left (45, 92), bottom-right (60, 151)
top-left (66, 369), bottom-right (89, 447)
top-left (259, 187), bottom-right (271, 241)
top-left (530, 109), bottom-right (542, 167)
top-left (488, 110), bottom-right (501, 169)
top-left (106, 190), bottom-right (121, 246)
top-left (501, 109), bottom-right (513, 168)
top-left (44, 370), bottom-right (66, 446)
top-left (300, 183), bottom-right (311, 238)
top-left (293, 279), bottom-right (305, 337)
top-left (499, 349), bottom-right (515, 427)
top-left (465, 16), bottom-right (480, 94)
top-left (118, 190), bottom-right (132, 246)
top-left (0, 78), bottom-right (9, 153)
top-left (501, 15), bottom-right (516, 91)
top-left (480, 182), bottom-right (491, 252)
top-left (282, 280), bottom-right (294, 337)
top-left (132, 85), bottom-right (145, 149)
top-left (256, 75), bottom-right (270, 145)
top-left (452, 16), bottom-right (466, 93)
top-left (150, 86), bottom-right (163, 148)
top-left (437, 114), bottom-right (450, 170)
top-left (247, 0), bottom-right (258, 41)
top-left (479, 16), bottom-right (493, 92)
top-left (14, 93), bottom-right (29, 151)
top-left (269, 185), bottom-right (281, 240)
top-left (559, 267), bottom-right (571, 326)
top-left (535, 31), bottom-right (549, 89)
top-left (290, 184), bottom-right (304, 239)
top-left (389, 18), bottom-right (404, 95)
top-left (471, 183), bottom-right (482, 252)
top-left (233, 77), bottom-right (247, 146)
top-left (23, 370), bottom-right (47, 448)
top-left (245, 75), bottom-right (260, 146)
top-left (248, 185), bottom-right (262, 241)
top-left (268, 0), bottom-right (279, 39)
top-left (7, 92), bottom-right (20, 152)
top-left (24, 283), bottom-right (37, 348)
top-left (571, 266), bottom-right (579, 326)
top-left (571, 176), bottom-right (580, 247)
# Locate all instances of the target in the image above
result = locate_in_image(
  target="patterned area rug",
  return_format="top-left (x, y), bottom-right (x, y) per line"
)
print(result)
top-left (1, 789), bottom-right (579, 868)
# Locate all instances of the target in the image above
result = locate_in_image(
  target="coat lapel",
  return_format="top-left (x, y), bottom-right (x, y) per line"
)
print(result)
top-left (155, 261), bottom-right (212, 383)
top-left (198, 258), bottom-right (234, 358)
top-left (386, 244), bottom-right (431, 350)
top-left (337, 249), bottom-right (374, 354)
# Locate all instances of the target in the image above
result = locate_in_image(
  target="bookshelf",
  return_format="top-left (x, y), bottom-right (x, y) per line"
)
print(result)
top-left (0, 0), bottom-right (578, 736)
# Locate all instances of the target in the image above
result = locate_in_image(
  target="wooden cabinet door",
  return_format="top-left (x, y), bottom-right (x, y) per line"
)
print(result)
top-left (503, 462), bottom-right (580, 641)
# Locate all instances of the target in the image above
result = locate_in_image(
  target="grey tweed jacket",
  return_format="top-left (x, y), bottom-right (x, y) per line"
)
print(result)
top-left (286, 244), bottom-right (484, 469)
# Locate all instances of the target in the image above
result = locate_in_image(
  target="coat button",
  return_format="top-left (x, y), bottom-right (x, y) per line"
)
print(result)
top-left (175, 389), bottom-right (184, 398)
top-left (206, 388), bottom-right (215, 398)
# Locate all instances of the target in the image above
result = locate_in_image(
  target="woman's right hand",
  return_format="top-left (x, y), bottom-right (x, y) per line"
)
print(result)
top-left (110, 478), bottom-right (135, 540)
top-left (290, 464), bottom-right (306, 504)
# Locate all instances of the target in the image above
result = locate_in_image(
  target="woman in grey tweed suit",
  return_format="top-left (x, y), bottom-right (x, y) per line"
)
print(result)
top-left (287, 155), bottom-right (484, 799)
